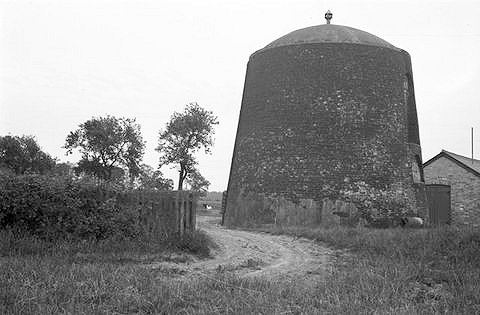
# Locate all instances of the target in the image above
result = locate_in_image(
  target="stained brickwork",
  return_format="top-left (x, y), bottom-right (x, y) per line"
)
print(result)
top-left (224, 26), bottom-right (426, 226)
top-left (424, 155), bottom-right (480, 227)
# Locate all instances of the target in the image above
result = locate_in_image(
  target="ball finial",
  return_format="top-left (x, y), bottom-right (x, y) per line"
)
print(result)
top-left (325, 10), bottom-right (333, 24)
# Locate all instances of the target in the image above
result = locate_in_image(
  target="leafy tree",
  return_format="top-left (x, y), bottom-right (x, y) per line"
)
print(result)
top-left (64, 116), bottom-right (145, 181)
top-left (137, 164), bottom-right (173, 190)
top-left (0, 135), bottom-right (56, 175)
top-left (185, 167), bottom-right (210, 196)
top-left (73, 160), bottom-right (125, 182)
top-left (156, 102), bottom-right (218, 190)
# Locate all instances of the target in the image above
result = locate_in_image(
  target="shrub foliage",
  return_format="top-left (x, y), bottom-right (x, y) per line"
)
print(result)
top-left (0, 135), bottom-right (56, 175)
top-left (0, 174), bottom-right (143, 240)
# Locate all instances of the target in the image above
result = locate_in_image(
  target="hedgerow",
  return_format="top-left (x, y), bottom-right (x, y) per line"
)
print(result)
top-left (0, 174), bottom-right (140, 240)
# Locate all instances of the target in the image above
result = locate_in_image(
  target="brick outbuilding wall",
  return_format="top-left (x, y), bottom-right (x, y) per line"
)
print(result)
top-left (424, 156), bottom-right (480, 227)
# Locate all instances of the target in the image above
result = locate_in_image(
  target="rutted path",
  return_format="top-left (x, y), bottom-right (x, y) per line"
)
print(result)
top-left (149, 214), bottom-right (334, 281)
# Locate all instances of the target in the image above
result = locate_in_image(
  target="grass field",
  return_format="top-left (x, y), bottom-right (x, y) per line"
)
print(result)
top-left (252, 224), bottom-right (480, 314)
top-left (2, 225), bottom-right (480, 314)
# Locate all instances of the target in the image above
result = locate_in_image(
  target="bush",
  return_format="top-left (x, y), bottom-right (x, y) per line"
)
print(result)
top-left (0, 174), bottom-right (140, 240)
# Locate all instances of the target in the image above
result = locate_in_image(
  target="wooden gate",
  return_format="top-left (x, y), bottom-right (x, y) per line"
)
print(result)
top-left (425, 184), bottom-right (451, 225)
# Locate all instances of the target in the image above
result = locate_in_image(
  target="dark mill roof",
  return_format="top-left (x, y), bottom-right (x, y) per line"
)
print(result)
top-left (263, 24), bottom-right (400, 51)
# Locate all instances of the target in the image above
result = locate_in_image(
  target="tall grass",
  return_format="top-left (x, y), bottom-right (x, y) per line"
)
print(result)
top-left (254, 224), bottom-right (480, 313)
top-left (0, 261), bottom-right (323, 314)
top-left (0, 228), bottom-right (212, 263)
top-left (2, 225), bottom-right (480, 313)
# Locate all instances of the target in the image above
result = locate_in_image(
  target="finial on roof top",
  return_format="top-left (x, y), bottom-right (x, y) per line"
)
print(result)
top-left (325, 10), bottom-right (332, 24)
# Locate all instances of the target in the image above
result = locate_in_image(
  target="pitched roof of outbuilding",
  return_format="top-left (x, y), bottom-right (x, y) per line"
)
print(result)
top-left (423, 150), bottom-right (480, 177)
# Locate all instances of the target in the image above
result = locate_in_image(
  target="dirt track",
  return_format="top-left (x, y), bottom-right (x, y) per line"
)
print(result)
top-left (149, 213), bottom-right (334, 281)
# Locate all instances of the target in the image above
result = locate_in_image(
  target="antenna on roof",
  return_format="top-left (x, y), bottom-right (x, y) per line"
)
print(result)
top-left (325, 10), bottom-right (333, 24)
top-left (472, 127), bottom-right (474, 164)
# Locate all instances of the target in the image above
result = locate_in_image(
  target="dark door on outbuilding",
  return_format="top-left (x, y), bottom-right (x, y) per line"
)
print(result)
top-left (425, 184), bottom-right (451, 225)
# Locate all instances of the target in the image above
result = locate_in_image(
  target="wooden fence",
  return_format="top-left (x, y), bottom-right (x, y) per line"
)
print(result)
top-left (175, 191), bottom-right (197, 236)
top-left (122, 190), bottom-right (197, 237)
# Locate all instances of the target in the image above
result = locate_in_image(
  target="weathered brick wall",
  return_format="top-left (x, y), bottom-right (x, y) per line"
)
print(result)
top-left (225, 43), bottom-right (425, 226)
top-left (424, 157), bottom-right (480, 227)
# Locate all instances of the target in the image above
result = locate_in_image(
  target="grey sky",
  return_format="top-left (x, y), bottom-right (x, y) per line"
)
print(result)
top-left (1, 0), bottom-right (479, 191)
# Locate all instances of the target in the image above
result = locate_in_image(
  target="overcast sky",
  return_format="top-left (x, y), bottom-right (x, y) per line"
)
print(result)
top-left (1, 0), bottom-right (479, 191)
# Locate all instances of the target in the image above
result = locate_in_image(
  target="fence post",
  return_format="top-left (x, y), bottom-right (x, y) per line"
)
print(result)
top-left (221, 190), bottom-right (227, 225)
top-left (191, 192), bottom-right (197, 230)
top-left (174, 191), bottom-right (180, 235)
top-left (179, 191), bottom-right (185, 236)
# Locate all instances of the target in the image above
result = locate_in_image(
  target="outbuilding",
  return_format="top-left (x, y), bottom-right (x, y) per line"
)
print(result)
top-left (423, 150), bottom-right (480, 227)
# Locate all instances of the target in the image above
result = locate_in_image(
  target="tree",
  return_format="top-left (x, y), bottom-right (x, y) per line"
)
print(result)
top-left (64, 116), bottom-right (145, 181)
top-left (156, 102), bottom-right (218, 190)
top-left (185, 167), bottom-right (210, 196)
top-left (137, 164), bottom-right (173, 190)
top-left (0, 135), bottom-right (56, 175)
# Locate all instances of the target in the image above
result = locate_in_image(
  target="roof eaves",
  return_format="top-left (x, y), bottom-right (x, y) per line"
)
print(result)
top-left (423, 151), bottom-right (480, 178)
